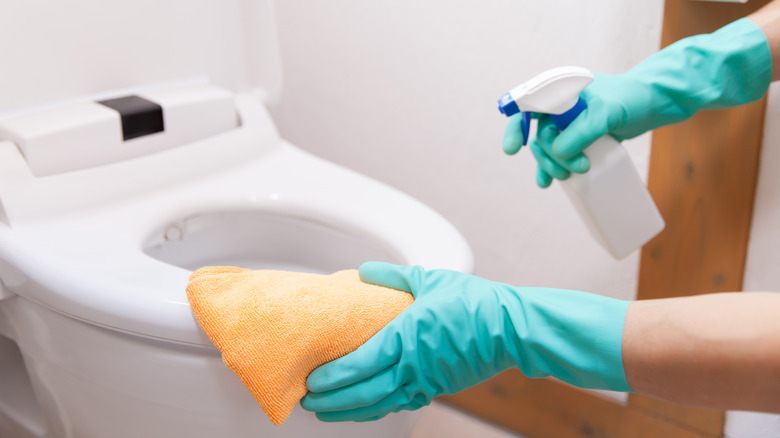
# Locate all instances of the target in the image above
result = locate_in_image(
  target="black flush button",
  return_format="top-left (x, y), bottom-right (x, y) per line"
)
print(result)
top-left (98, 95), bottom-right (164, 141)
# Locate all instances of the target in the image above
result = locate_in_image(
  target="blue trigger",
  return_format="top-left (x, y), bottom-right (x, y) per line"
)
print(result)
top-left (521, 112), bottom-right (531, 146)
top-left (550, 97), bottom-right (587, 131)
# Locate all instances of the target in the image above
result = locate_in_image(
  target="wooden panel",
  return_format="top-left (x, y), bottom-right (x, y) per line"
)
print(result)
top-left (660, 0), bottom-right (770, 38)
top-left (628, 394), bottom-right (724, 436)
top-left (631, 94), bottom-right (767, 432)
top-left (631, 0), bottom-right (770, 431)
top-left (440, 371), bottom-right (718, 438)
top-left (638, 101), bottom-right (767, 299)
top-left (444, 1), bottom-right (769, 437)
top-left (638, 0), bottom-right (769, 299)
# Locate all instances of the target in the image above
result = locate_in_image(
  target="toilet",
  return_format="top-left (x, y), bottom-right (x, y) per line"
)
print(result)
top-left (0, 1), bottom-right (474, 438)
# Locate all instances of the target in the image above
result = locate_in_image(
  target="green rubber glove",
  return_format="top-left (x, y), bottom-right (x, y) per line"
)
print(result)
top-left (503, 18), bottom-right (772, 188)
top-left (302, 262), bottom-right (632, 422)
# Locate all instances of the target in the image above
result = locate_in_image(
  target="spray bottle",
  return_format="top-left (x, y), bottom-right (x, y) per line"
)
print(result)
top-left (498, 66), bottom-right (664, 259)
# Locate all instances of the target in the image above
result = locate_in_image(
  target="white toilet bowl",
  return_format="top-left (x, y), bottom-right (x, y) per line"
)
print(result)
top-left (0, 2), bottom-right (473, 437)
top-left (0, 92), bottom-right (473, 438)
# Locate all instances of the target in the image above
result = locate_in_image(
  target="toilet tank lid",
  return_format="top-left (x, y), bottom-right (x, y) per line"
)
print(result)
top-left (0, 0), bottom-right (283, 117)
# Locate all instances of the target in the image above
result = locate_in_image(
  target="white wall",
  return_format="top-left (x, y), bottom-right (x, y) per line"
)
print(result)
top-left (268, 0), bottom-right (777, 436)
top-left (269, 0), bottom-right (662, 298)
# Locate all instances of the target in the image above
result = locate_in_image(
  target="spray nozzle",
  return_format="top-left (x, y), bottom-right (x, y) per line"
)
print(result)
top-left (498, 93), bottom-right (520, 117)
top-left (498, 66), bottom-right (595, 146)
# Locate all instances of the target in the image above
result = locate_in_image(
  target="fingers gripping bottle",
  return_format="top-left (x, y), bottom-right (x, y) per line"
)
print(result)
top-left (498, 66), bottom-right (664, 259)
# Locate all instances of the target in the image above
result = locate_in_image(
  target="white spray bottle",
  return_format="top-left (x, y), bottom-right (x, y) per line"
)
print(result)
top-left (498, 66), bottom-right (664, 259)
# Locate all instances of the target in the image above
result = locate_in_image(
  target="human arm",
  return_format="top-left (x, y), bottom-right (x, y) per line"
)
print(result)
top-left (302, 263), bottom-right (633, 422)
top-left (302, 263), bottom-right (780, 422)
top-left (624, 292), bottom-right (780, 412)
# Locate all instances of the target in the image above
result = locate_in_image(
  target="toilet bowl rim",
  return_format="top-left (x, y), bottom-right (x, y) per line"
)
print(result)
top-left (0, 145), bottom-right (474, 346)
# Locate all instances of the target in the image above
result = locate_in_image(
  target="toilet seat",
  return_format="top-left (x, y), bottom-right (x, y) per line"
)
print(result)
top-left (0, 95), bottom-right (472, 348)
top-left (0, 3), bottom-right (473, 437)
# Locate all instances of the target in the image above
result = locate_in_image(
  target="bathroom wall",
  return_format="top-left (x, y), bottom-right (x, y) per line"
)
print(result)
top-left (270, 0), bottom-right (662, 299)
top-left (268, 1), bottom-right (778, 436)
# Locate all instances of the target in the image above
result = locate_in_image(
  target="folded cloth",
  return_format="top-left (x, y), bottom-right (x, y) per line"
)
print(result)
top-left (185, 266), bottom-right (414, 425)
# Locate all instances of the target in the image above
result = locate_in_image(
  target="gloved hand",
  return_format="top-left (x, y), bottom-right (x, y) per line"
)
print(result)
top-left (302, 262), bottom-right (632, 422)
top-left (503, 17), bottom-right (772, 188)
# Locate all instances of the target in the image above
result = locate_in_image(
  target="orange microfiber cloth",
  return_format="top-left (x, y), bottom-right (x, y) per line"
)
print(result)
top-left (185, 266), bottom-right (414, 425)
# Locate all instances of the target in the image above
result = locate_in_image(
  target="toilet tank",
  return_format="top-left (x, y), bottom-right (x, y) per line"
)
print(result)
top-left (0, 0), bottom-right (285, 225)
top-left (0, 0), bottom-right (283, 114)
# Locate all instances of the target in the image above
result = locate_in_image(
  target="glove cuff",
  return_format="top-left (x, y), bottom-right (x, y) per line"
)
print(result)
top-left (629, 17), bottom-right (772, 117)
top-left (704, 18), bottom-right (773, 108)
top-left (509, 288), bottom-right (633, 392)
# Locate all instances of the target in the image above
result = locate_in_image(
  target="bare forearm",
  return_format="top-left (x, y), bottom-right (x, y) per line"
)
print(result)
top-left (749, 0), bottom-right (780, 81)
top-left (623, 292), bottom-right (780, 412)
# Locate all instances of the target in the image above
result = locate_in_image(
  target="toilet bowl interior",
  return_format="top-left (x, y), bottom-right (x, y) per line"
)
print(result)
top-left (143, 211), bottom-right (402, 274)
